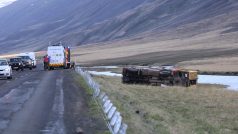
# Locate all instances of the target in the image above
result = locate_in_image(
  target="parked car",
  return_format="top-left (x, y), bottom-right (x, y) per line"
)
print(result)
top-left (0, 59), bottom-right (12, 79)
top-left (18, 52), bottom-right (37, 68)
top-left (18, 56), bottom-right (33, 70)
top-left (9, 57), bottom-right (24, 71)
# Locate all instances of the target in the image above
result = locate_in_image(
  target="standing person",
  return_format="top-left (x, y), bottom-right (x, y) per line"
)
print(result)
top-left (43, 55), bottom-right (49, 70)
top-left (71, 61), bottom-right (75, 69)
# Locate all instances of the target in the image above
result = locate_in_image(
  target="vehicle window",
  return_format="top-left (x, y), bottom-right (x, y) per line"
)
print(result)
top-left (185, 73), bottom-right (188, 78)
top-left (179, 72), bottom-right (182, 77)
top-left (0, 60), bottom-right (8, 66)
top-left (10, 58), bottom-right (20, 62)
top-left (20, 56), bottom-right (30, 59)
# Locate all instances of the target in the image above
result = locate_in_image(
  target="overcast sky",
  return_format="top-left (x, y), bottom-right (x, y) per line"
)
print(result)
top-left (0, 0), bottom-right (17, 8)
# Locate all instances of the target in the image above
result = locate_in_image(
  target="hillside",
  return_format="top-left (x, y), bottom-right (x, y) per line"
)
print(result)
top-left (0, 0), bottom-right (238, 54)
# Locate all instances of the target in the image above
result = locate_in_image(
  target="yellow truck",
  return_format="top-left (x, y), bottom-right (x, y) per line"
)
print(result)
top-left (178, 70), bottom-right (198, 87)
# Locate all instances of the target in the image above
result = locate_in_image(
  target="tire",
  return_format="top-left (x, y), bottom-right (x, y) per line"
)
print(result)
top-left (185, 81), bottom-right (190, 87)
top-left (170, 80), bottom-right (174, 86)
top-left (21, 68), bottom-right (24, 71)
top-left (193, 80), bottom-right (197, 85)
top-left (7, 76), bottom-right (12, 79)
top-left (29, 67), bottom-right (32, 70)
top-left (48, 67), bottom-right (53, 70)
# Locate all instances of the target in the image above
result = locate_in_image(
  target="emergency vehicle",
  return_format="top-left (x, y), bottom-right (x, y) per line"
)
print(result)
top-left (47, 44), bottom-right (71, 70)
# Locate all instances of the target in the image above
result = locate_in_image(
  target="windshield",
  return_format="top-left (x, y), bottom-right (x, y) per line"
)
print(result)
top-left (0, 60), bottom-right (8, 66)
top-left (10, 58), bottom-right (21, 62)
top-left (19, 56), bottom-right (31, 60)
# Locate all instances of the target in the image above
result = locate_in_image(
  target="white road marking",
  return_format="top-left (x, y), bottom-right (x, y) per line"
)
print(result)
top-left (23, 80), bottom-right (40, 85)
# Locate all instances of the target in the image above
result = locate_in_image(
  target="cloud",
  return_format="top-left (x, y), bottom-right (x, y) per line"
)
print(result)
top-left (0, 0), bottom-right (17, 8)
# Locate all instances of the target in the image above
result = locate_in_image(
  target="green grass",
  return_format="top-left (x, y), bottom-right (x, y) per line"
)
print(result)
top-left (92, 75), bottom-right (238, 134)
top-left (75, 74), bottom-right (94, 95)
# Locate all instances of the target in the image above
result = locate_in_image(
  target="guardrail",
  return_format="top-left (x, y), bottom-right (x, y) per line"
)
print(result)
top-left (75, 66), bottom-right (127, 134)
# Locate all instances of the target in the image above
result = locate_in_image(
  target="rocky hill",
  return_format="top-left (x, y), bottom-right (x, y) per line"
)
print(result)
top-left (0, 0), bottom-right (238, 53)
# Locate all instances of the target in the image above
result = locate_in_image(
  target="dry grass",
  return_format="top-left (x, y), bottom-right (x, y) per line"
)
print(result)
top-left (72, 30), bottom-right (238, 71)
top-left (92, 75), bottom-right (238, 134)
top-left (178, 56), bottom-right (238, 72)
top-left (72, 30), bottom-right (237, 58)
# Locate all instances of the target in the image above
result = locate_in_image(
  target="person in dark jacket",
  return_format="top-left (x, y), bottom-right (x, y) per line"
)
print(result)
top-left (71, 61), bottom-right (75, 69)
top-left (43, 55), bottom-right (49, 70)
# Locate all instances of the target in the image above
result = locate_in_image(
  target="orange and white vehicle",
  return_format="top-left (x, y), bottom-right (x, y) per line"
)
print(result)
top-left (47, 44), bottom-right (71, 69)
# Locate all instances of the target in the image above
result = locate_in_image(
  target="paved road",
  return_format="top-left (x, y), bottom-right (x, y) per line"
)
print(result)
top-left (0, 65), bottom-right (107, 134)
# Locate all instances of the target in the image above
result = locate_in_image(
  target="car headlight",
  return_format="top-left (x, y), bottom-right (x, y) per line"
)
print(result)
top-left (4, 68), bottom-right (10, 71)
top-left (19, 63), bottom-right (21, 65)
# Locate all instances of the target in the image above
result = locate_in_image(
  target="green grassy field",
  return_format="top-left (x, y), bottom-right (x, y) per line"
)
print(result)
top-left (92, 75), bottom-right (238, 134)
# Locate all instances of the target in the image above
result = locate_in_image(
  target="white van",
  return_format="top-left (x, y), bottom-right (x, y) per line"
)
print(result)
top-left (47, 45), bottom-right (65, 69)
top-left (19, 52), bottom-right (37, 68)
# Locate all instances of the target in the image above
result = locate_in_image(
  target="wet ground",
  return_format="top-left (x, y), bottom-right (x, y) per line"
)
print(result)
top-left (0, 64), bottom-right (107, 134)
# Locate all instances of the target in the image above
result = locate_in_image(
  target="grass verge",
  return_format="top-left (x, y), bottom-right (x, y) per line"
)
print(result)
top-left (73, 73), bottom-right (110, 134)
top-left (92, 75), bottom-right (238, 134)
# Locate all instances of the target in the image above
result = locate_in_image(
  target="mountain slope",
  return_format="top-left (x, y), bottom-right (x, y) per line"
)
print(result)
top-left (0, 0), bottom-right (238, 53)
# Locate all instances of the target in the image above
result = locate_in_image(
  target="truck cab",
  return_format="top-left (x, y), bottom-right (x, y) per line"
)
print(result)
top-left (178, 70), bottom-right (198, 87)
top-left (47, 43), bottom-right (71, 70)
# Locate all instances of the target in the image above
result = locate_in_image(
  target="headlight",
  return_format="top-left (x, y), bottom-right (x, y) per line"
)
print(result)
top-left (4, 68), bottom-right (10, 71)
top-left (19, 63), bottom-right (21, 65)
